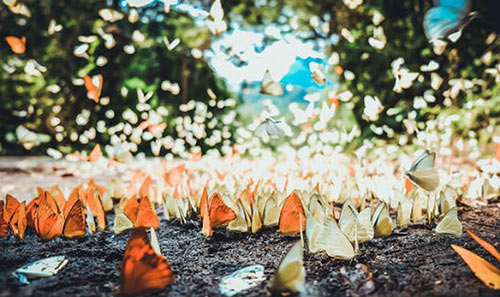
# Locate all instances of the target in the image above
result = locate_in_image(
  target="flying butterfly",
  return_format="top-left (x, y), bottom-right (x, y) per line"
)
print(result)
top-left (407, 150), bottom-right (440, 192)
top-left (260, 69), bottom-right (283, 96)
top-left (254, 118), bottom-right (285, 139)
top-left (423, 0), bottom-right (472, 43)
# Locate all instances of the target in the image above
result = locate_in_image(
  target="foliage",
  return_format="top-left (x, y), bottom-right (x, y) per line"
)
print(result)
top-left (224, 0), bottom-right (500, 152)
top-left (0, 0), bottom-right (239, 156)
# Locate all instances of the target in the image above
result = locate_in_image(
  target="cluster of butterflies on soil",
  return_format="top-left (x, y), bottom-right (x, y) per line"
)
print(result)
top-left (2, 149), bottom-right (500, 294)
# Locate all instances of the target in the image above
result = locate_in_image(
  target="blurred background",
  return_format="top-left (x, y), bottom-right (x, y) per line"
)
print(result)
top-left (1, 0), bottom-right (500, 159)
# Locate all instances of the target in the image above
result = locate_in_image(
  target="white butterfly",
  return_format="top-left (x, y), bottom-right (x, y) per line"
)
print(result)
top-left (363, 95), bottom-right (383, 121)
top-left (393, 68), bottom-right (419, 93)
top-left (163, 36), bottom-right (180, 51)
top-left (127, 0), bottom-right (154, 7)
top-left (254, 118), bottom-right (285, 139)
top-left (420, 60), bottom-right (439, 72)
top-left (98, 8), bottom-right (124, 23)
top-left (407, 150), bottom-right (440, 192)
top-left (260, 69), bottom-right (283, 96)
top-left (309, 63), bottom-right (326, 86)
top-left (48, 19), bottom-right (63, 35)
top-left (368, 26), bottom-right (386, 50)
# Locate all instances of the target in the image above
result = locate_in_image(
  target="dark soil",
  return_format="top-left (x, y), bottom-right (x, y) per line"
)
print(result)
top-left (0, 204), bottom-right (499, 297)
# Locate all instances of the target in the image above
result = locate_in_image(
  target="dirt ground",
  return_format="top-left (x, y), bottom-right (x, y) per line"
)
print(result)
top-left (0, 157), bottom-right (499, 297)
top-left (0, 204), bottom-right (498, 297)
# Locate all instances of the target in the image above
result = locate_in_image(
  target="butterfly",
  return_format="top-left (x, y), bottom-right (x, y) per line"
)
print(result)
top-left (435, 206), bottom-right (462, 236)
top-left (84, 181), bottom-right (107, 230)
top-left (451, 230), bottom-right (500, 289)
top-left (254, 118), bottom-right (285, 139)
top-left (202, 192), bottom-right (237, 236)
top-left (5, 36), bottom-right (26, 54)
top-left (396, 192), bottom-right (413, 228)
top-left (227, 200), bottom-right (250, 233)
top-left (423, 0), bottom-right (472, 42)
top-left (407, 150), bottom-right (440, 192)
top-left (98, 8), bottom-right (124, 22)
top-left (35, 192), bottom-right (65, 241)
top-left (310, 63), bottom-right (326, 86)
top-left (119, 228), bottom-right (174, 295)
top-left (126, 0), bottom-right (154, 7)
top-left (0, 201), bottom-right (9, 237)
top-left (339, 199), bottom-right (373, 244)
top-left (62, 195), bottom-right (86, 239)
top-left (83, 74), bottom-right (103, 103)
top-left (163, 163), bottom-right (185, 188)
top-left (163, 37), bottom-right (180, 51)
top-left (260, 69), bottom-right (283, 96)
top-left (372, 203), bottom-right (394, 238)
top-left (262, 193), bottom-right (280, 227)
top-left (268, 241), bottom-right (305, 294)
top-left (4, 195), bottom-right (27, 241)
top-left (278, 192), bottom-right (306, 235)
top-left (307, 211), bottom-right (355, 259)
top-left (114, 195), bottom-right (160, 234)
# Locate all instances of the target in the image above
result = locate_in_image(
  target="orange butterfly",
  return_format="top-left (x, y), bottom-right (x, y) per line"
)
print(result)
top-left (123, 195), bottom-right (160, 229)
top-left (4, 195), bottom-right (26, 241)
top-left (278, 192), bottom-right (306, 235)
top-left (88, 144), bottom-right (103, 162)
top-left (4, 194), bottom-right (21, 223)
top-left (5, 36), bottom-right (26, 54)
top-left (190, 151), bottom-right (202, 162)
top-left (126, 171), bottom-right (149, 198)
top-left (452, 230), bottom-right (500, 289)
top-left (35, 191), bottom-right (64, 241)
top-left (405, 177), bottom-right (413, 195)
top-left (83, 74), bottom-right (103, 103)
top-left (119, 228), bottom-right (174, 295)
top-left (49, 185), bottom-right (67, 211)
top-left (139, 121), bottom-right (167, 134)
top-left (202, 192), bottom-right (236, 236)
top-left (26, 194), bottom-right (41, 229)
top-left (67, 144), bottom-right (104, 162)
top-left (199, 185), bottom-right (209, 219)
top-left (9, 201), bottom-right (26, 241)
top-left (0, 201), bottom-right (9, 238)
top-left (84, 183), bottom-right (107, 230)
top-left (163, 163), bottom-right (185, 187)
top-left (62, 195), bottom-right (86, 239)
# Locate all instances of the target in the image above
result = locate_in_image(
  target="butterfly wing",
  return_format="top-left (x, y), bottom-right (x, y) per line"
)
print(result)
top-left (63, 199), bottom-right (86, 239)
top-left (408, 167), bottom-right (440, 192)
top-left (208, 193), bottom-right (236, 227)
top-left (266, 120), bottom-right (285, 139)
top-left (451, 244), bottom-right (500, 290)
top-left (5, 194), bottom-right (21, 223)
top-left (119, 228), bottom-right (174, 295)
top-left (124, 195), bottom-right (140, 223)
top-left (423, 0), bottom-right (470, 42)
top-left (0, 201), bottom-right (9, 238)
top-left (5, 36), bottom-right (26, 54)
top-left (278, 192), bottom-right (306, 235)
top-left (113, 207), bottom-right (134, 234)
top-left (36, 194), bottom-right (64, 241)
top-left (269, 241), bottom-right (305, 294)
top-left (409, 151), bottom-right (435, 172)
top-left (9, 202), bottom-right (26, 241)
top-left (260, 70), bottom-right (283, 96)
top-left (435, 207), bottom-right (462, 236)
top-left (135, 196), bottom-right (160, 229)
